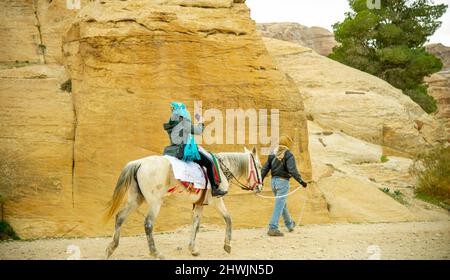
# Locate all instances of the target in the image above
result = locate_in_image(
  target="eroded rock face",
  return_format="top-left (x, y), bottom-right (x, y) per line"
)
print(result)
top-left (0, 0), bottom-right (89, 238)
top-left (0, 0), bottom-right (89, 65)
top-left (308, 121), bottom-right (450, 223)
top-left (0, 0), bottom-right (317, 239)
top-left (426, 72), bottom-right (450, 138)
top-left (0, 65), bottom-right (75, 237)
top-left (427, 43), bottom-right (450, 71)
top-left (0, 0), bottom-right (42, 64)
top-left (257, 22), bottom-right (338, 56)
top-left (426, 44), bottom-right (450, 138)
top-left (35, 0), bottom-right (91, 64)
top-left (60, 0), bottom-right (314, 237)
top-left (3, 0), bottom-right (445, 239)
top-left (262, 37), bottom-right (447, 156)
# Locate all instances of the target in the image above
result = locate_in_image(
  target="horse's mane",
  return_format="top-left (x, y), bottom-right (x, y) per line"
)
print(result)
top-left (216, 152), bottom-right (249, 179)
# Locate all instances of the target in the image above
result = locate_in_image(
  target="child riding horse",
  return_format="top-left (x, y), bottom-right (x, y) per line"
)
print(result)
top-left (162, 102), bottom-right (227, 197)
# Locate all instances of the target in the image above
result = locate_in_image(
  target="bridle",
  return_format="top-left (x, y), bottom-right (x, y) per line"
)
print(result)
top-left (217, 153), bottom-right (262, 191)
top-left (248, 153), bottom-right (262, 191)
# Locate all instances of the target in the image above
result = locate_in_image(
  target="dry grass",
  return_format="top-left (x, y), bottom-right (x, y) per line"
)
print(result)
top-left (410, 145), bottom-right (450, 207)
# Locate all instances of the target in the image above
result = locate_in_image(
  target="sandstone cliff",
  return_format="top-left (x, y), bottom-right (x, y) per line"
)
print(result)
top-left (308, 121), bottom-right (449, 223)
top-left (0, 0), bottom-right (43, 64)
top-left (259, 35), bottom-right (449, 222)
top-left (0, 65), bottom-right (75, 237)
top-left (0, 0), bottom-right (90, 65)
top-left (427, 43), bottom-right (450, 71)
top-left (257, 22), bottom-right (338, 56)
top-left (1, 0), bottom-right (318, 238)
top-left (426, 43), bottom-right (450, 137)
top-left (255, 24), bottom-right (449, 141)
top-left (61, 0), bottom-right (316, 238)
top-left (1, 1), bottom-right (447, 239)
top-left (262, 37), bottom-right (447, 156)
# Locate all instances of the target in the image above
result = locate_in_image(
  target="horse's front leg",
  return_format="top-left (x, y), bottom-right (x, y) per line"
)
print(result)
top-left (214, 197), bottom-right (232, 253)
top-left (189, 204), bottom-right (203, 256)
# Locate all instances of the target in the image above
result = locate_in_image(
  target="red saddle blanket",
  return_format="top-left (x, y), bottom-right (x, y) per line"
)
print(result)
top-left (167, 149), bottom-right (221, 194)
top-left (168, 166), bottom-right (208, 194)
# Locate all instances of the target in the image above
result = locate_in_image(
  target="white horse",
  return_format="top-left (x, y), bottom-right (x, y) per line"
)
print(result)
top-left (103, 147), bottom-right (263, 259)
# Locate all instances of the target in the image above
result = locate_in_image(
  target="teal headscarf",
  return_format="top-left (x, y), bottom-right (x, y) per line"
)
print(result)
top-left (170, 102), bottom-right (201, 162)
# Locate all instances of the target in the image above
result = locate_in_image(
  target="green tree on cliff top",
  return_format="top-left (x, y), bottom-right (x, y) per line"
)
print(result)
top-left (330, 0), bottom-right (447, 113)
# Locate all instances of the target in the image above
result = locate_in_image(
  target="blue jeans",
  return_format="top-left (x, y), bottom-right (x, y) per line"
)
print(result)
top-left (269, 177), bottom-right (295, 230)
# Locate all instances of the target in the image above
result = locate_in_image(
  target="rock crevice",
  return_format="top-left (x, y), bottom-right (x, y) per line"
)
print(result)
top-left (32, 0), bottom-right (47, 64)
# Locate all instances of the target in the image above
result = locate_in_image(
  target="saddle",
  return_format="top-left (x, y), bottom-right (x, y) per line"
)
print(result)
top-left (164, 146), bottom-right (221, 184)
top-left (164, 150), bottom-right (221, 205)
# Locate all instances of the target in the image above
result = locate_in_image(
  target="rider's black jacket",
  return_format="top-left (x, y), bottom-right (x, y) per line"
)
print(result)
top-left (162, 114), bottom-right (203, 159)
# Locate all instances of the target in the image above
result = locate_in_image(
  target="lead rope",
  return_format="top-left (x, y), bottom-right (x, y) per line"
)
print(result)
top-left (255, 185), bottom-right (302, 199)
top-left (256, 182), bottom-right (311, 226)
top-left (218, 153), bottom-right (310, 225)
top-left (296, 187), bottom-right (308, 226)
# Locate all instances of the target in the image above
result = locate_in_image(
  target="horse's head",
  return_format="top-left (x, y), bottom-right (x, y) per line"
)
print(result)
top-left (244, 147), bottom-right (263, 193)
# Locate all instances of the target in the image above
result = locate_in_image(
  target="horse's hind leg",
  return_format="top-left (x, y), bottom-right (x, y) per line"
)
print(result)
top-left (105, 186), bottom-right (143, 259)
top-left (213, 197), bottom-right (232, 253)
top-left (189, 205), bottom-right (204, 256)
top-left (144, 199), bottom-right (164, 259)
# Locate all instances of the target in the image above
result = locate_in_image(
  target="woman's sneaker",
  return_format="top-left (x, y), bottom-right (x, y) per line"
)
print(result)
top-left (288, 222), bottom-right (296, 232)
top-left (267, 228), bottom-right (284, 237)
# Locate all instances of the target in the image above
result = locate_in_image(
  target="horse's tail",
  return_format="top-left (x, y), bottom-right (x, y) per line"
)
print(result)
top-left (103, 161), bottom-right (141, 223)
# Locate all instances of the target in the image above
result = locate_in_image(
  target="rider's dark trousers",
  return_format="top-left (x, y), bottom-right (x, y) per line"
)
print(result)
top-left (194, 151), bottom-right (219, 189)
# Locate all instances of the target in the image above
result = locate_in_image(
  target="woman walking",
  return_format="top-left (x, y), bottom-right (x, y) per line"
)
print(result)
top-left (261, 135), bottom-right (307, 236)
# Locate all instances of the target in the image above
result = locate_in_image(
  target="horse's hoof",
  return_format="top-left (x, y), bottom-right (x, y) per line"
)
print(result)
top-left (105, 249), bottom-right (113, 260)
top-left (224, 245), bottom-right (231, 254)
top-left (189, 246), bottom-right (201, 257)
top-left (191, 251), bottom-right (200, 257)
top-left (150, 252), bottom-right (165, 260)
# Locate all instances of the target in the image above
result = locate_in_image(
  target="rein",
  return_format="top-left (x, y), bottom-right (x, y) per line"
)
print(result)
top-left (216, 154), bottom-right (261, 191)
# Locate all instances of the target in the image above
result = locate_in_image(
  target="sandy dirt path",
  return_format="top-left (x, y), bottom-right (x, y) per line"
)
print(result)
top-left (1, 221), bottom-right (449, 260)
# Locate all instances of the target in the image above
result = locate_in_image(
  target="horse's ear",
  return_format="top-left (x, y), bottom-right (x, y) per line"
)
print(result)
top-left (252, 147), bottom-right (257, 155)
top-left (244, 146), bottom-right (250, 153)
